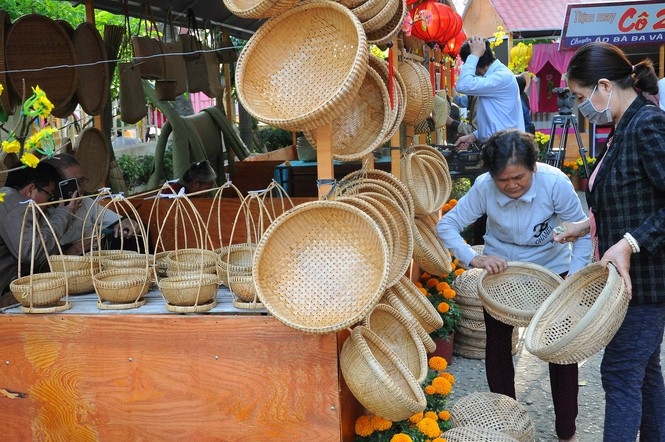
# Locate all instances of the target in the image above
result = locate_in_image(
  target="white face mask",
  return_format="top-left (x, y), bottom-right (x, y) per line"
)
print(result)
top-left (578, 84), bottom-right (613, 125)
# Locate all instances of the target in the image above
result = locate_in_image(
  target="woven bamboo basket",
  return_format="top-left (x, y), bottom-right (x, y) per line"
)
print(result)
top-left (367, 54), bottom-right (404, 142)
top-left (222, 0), bottom-right (301, 19)
top-left (165, 248), bottom-right (217, 273)
top-left (525, 262), bottom-right (628, 364)
top-left (227, 274), bottom-right (261, 306)
top-left (339, 325), bottom-right (426, 421)
top-left (235, 0), bottom-right (368, 132)
top-left (338, 179), bottom-right (413, 223)
top-left (366, 0), bottom-right (407, 45)
top-left (381, 293), bottom-right (436, 353)
top-left (412, 146), bottom-right (452, 205)
top-left (340, 169), bottom-right (415, 220)
top-left (158, 274), bottom-right (218, 308)
top-left (477, 262), bottom-right (563, 327)
top-left (452, 268), bottom-right (484, 306)
top-left (398, 59), bottom-right (434, 125)
top-left (216, 243), bottom-right (256, 286)
top-left (458, 303), bottom-right (485, 321)
top-left (303, 66), bottom-right (390, 161)
top-left (402, 152), bottom-right (445, 216)
top-left (93, 268), bottom-right (151, 309)
top-left (253, 200), bottom-right (390, 334)
top-left (10, 273), bottom-right (67, 308)
top-left (351, 0), bottom-right (388, 22)
top-left (412, 216), bottom-right (453, 277)
top-left (363, 303), bottom-right (428, 384)
top-left (49, 254), bottom-right (100, 273)
top-left (101, 253), bottom-right (154, 270)
top-left (154, 251), bottom-right (170, 277)
top-left (66, 269), bottom-right (95, 295)
top-left (450, 392), bottom-right (535, 442)
top-left (443, 427), bottom-right (520, 442)
top-left (453, 341), bottom-right (486, 360)
top-left (360, 0), bottom-right (400, 33)
top-left (392, 275), bottom-right (443, 333)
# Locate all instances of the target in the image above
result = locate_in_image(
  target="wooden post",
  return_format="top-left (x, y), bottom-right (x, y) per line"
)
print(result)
top-left (389, 39), bottom-right (401, 179)
top-left (316, 123), bottom-right (334, 199)
top-left (224, 63), bottom-right (234, 123)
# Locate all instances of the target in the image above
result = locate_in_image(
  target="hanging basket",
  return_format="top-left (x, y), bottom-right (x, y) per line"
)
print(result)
top-left (10, 273), bottom-right (68, 312)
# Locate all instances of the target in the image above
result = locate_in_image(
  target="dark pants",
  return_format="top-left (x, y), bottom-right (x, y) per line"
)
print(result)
top-left (484, 309), bottom-right (579, 440)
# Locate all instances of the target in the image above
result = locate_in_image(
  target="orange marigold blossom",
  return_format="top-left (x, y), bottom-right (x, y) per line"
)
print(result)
top-left (437, 302), bottom-right (450, 313)
top-left (453, 268), bottom-right (465, 277)
top-left (442, 203), bottom-right (452, 212)
top-left (391, 434), bottom-right (413, 442)
top-left (409, 411), bottom-right (424, 423)
top-left (424, 385), bottom-right (436, 395)
top-left (354, 415), bottom-right (374, 437)
top-left (432, 376), bottom-right (453, 395)
top-left (432, 438), bottom-right (447, 442)
top-left (425, 411), bottom-right (439, 421)
top-left (371, 415), bottom-right (392, 431)
top-left (420, 272), bottom-right (431, 280)
top-left (438, 372), bottom-right (455, 384)
top-left (414, 280), bottom-right (423, 288)
top-left (427, 278), bottom-right (439, 288)
top-left (429, 356), bottom-right (448, 371)
top-left (416, 417), bottom-right (442, 438)
top-left (438, 410), bottom-right (451, 420)
top-left (419, 287), bottom-right (428, 296)
top-left (449, 199), bottom-right (457, 206)
top-left (436, 281), bottom-right (451, 292)
top-left (443, 288), bottom-right (456, 299)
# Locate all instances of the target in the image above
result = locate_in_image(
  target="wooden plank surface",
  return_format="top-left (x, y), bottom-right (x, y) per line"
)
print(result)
top-left (0, 313), bottom-right (343, 440)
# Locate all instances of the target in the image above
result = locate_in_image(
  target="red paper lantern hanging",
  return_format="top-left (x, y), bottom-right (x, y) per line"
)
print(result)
top-left (436, 10), bottom-right (463, 47)
top-left (409, 0), bottom-right (454, 45)
top-left (443, 29), bottom-right (466, 58)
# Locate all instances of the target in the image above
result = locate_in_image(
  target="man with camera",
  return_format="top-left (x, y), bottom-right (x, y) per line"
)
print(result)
top-left (454, 36), bottom-right (524, 148)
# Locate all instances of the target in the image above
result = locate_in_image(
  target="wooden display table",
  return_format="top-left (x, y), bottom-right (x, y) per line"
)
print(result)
top-left (0, 287), bottom-right (361, 440)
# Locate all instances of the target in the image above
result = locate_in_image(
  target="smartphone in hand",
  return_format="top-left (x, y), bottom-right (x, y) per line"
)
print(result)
top-left (58, 178), bottom-right (80, 203)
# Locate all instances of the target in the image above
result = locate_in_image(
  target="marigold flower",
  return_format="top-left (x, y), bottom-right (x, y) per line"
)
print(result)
top-left (416, 417), bottom-right (442, 438)
top-left (438, 410), bottom-right (451, 421)
top-left (442, 203), bottom-right (451, 212)
top-left (424, 385), bottom-right (436, 395)
top-left (432, 376), bottom-right (452, 395)
top-left (429, 356), bottom-right (448, 371)
top-left (2, 139), bottom-right (20, 154)
top-left (438, 372), bottom-right (455, 385)
top-left (432, 438), bottom-right (446, 442)
top-left (453, 268), bottom-right (465, 277)
top-left (443, 288), bottom-right (456, 299)
top-left (419, 287), bottom-right (428, 296)
top-left (436, 281), bottom-right (450, 292)
top-left (421, 272), bottom-right (431, 280)
top-left (391, 434), bottom-right (413, 442)
top-left (370, 415), bottom-right (392, 431)
top-left (20, 152), bottom-right (40, 168)
top-left (354, 415), bottom-right (374, 437)
top-left (425, 411), bottom-right (439, 421)
top-left (449, 199), bottom-right (457, 206)
top-left (426, 278), bottom-right (439, 288)
top-left (437, 302), bottom-right (450, 313)
top-left (414, 281), bottom-right (424, 288)
top-left (409, 411), bottom-right (424, 423)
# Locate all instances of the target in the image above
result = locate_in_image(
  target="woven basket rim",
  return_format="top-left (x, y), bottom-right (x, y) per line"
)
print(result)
top-left (253, 200), bottom-right (390, 334)
top-left (222, 0), bottom-right (301, 19)
top-left (525, 262), bottom-right (627, 363)
top-left (413, 216), bottom-right (453, 276)
top-left (340, 168), bottom-right (415, 220)
top-left (366, 0), bottom-right (406, 45)
top-left (73, 21), bottom-right (109, 116)
top-left (477, 261), bottom-right (563, 326)
top-left (74, 127), bottom-right (110, 194)
top-left (361, 0), bottom-right (400, 32)
top-left (393, 275), bottom-right (443, 331)
top-left (235, 0), bottom-right (369, 131)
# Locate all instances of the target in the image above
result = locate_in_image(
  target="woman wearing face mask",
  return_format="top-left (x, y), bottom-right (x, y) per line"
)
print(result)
top-left (438, 128), bottom-right (591, 442)
top-left (555, 42), bottom-right (665, 441)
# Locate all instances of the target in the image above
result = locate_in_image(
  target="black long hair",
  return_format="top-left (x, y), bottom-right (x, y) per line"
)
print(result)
top-left (481, 129), bottom-right (538, 177)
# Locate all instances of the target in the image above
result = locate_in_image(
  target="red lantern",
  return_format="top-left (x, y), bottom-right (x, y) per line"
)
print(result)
top-left (409, 0), bottom-right (454, 44)
top-left (437, 11), bottom-right (463, 47)
top-left (443, 29), bottom-right (466, 58)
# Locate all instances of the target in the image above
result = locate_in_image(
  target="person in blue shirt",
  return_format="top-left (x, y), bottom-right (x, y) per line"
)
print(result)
top-left (516, 73), bottom-right (535, 134)
top-left (454, 36), bottom-right (524, 148)
top-left (438, 129), bottom-right (590, 442)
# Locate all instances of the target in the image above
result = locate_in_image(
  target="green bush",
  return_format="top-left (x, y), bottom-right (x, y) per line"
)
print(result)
top-left (257, 126), bottom-right (293, 152)
top-left (118, 154), bottom-right (154, 190)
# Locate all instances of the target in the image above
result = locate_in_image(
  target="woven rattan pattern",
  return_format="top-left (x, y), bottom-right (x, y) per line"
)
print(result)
top-left (361, 0), bottom-right (400, 33)
top-left (253, 200), bottom-right (390, 334)
top-left (525, 262), bottom-right (628, 365)
top-left (73, 22), bottom-right (109, 116)
top-left (222, 0), bottom-right (301, 19)
top-left (159, 274), bottom-right (219, 306)
top-left (450, 392), bottom-right (535, 442)
top-left (443, 426), bottom-right (520, 441)
top-left (392, 275), bottom-right (443, 332)
top-left (452, 268), bottom-right (484, 306)
top-left (382, 293), bottom-right (437, 353)
top-left (367, 54), bottom-right (404, 142)
top-left (351, 0), bottom-right (389, 22)
top-left (366, 0), bottom-right (407, 45)
top-left (65, 269), bottom-right (95, 295)
top-left (93, 268), bottom-right (151, 304)
top-left (398, 59), bottom-right (434, 125)
top-left (412, 216), bottom-right (453, 276)
top-left (11, 273), bottom-right (66, 307)
top-left (74, 128), bottom-right (110, 194)
top-left (340, 325), bottom-right (426, 421)
top-left (412, 146), bottom-right (452, 205)
top-left (339, 173), bottom-right (415, 221)
top-left (478, 262), bottom-right (563, 327)
top-left (235, 0), bottom-right (368, 131)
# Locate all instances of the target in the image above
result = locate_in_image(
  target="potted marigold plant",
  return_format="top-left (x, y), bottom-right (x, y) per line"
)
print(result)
top-left (354, 356), bottom-right (455, 442)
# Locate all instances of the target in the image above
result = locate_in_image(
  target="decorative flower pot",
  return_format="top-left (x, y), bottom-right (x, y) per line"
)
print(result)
top-left (430, 333), bottom-right (455, 365)
top-left (578, 177), bottom-right (589, 191)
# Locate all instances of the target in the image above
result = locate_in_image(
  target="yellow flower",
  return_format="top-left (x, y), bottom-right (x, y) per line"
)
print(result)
top-left (20, 152), bottom-right (40, 168)
top-left (443, 288), bottom-right (456, 299)
top-left (429, 356), bottom-right (448, 371)
top-left (439, 372), bottom-right (455, 385)
top-left (437, 302), bottom-right (450, 313)
top-left (425, 411), bottom-right (439, 421)
top-left (0, 83), bottom-right (3, 95)
top-left (370, 415), bottom-right (392, 431)
top-left (453, 268), bottom-right (465, 277)
top-left (432, 438), bottom-right (446, 442)
top-left (416, 417), bottom-right (442, 438)
top-left (432, 376), bottom-right (453, 395)
top-left (438, 410), bottom-right (451, 421)
top-left (424, 385), bottom-right (436, 395)
top-left (354, 415), bottom-right (374, 437)
top-left (391, 434), bottom-right (413, 442)
top-left (0, 192), bottom-right (5, 203)
top-left (409, 411), bottom-right (424, 423)
top-left (2, 139), bottom-right (20, 154)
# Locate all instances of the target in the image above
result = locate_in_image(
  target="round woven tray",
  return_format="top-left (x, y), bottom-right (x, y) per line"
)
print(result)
top-left (381, 291), bottom-right (436, 353)
top-left (361, 0), bottom-right (400, 33)
top-left (303, 66), bottom-right (390, 161)
top-left (525, 262), bottom-right (628, 364)
top-left (402, 152), bottom-right (445, 216)
top-left (450, 392), bottom-right (535, 442)
top-left (351, 0), bottom-right (388, 22)
top-left (66, 269), bottom-right (95, 296)
top-left (38, 20), bottom-right (77, 119)
top-left (93, 268), bottom-right (151, 307)
top-left (74, 128), bottom-right (110, 194)
top-left (412, 216), bottom-right (453, 277)
top-left (0, 11), bottom-right (17, 116)
top-left (478, 262), bottom-right (563, 327)
top-left (222, 0), bottom-right (301, 19)
top-left (10, 272), bottom-right (67, 308)
top-left (363, 303), bottom-right (428, 384)
top-left (159, 274), bottom-right (219, 307)
top-left (336, 195), bottom-right (394, 265)
top-left (443, 426), bottom-right (520, 442)
top-left (398, 59), bottom-right (434, 125)
top-left (235, 0), bottom-right (368, 131)
top-left (339, 325), bottom-right (426, 421)
top-left (340, 169), bottom-right (415, 220)
top-left (392, 275), bottom-right (443, 333)
top-left (73, 21), bottom-right (109, 116)
top-left (5, 14), bottom-right (76, 111)
top-left (253, 200), bottom-right (390, 334)
top-left (366, 0), bottom-right (407, 45)
top-left (367, 54), bottom-right (404, 143)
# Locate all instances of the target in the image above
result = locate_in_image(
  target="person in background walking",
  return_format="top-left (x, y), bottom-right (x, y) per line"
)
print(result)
top-left (554, 41), bottom-right (665, 442)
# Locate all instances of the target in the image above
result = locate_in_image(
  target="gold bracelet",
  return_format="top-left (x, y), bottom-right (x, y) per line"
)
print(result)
top-left (623, 232), bottom-right (640, 254)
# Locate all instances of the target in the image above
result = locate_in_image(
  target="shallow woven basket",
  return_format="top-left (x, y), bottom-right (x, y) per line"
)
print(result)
top-left (477, 262), bottom-right (563, 327)
top-left (235, 0), bottom-right (368, 132)
top-left (402, 152), bottom-right (445, 216)
top-left (412, 216), bottom-right (453, 277)
top-left (367, 54), bottom-right (403, 142)
top-left (360, 0), bottom-right (400, 33)
top-left (159, 274), bottom-right (219, 307)
top-left (303, 66), bottom-right (390, 161)
top-left (101, 253), bottom-right (153, 270)
top-left (381, 293), bottom-right (436, 353)
top-left (340, 169), bottom-right (415, 220)
top-left (253, 200), bottom-right (390, 334)
top-left (366, 0), bottom-right (407, 45)
top-left (165, 249), bottom-right (217, 272)
top-left (339, 325), bottom-right (426, 421)
top-left (49, 254), bottom-right (100, 273)
top-left (10, 273), bottom-right (67, 307)
top-left (67, 269), bottom-right (95, 295)
top-left (228, 274), bottom-right (259, 303)
top-left (452, 268), bottom-right (484, 307)
top-left (363, 303), bottom-right (428, 384)
top-left (443, 426), bottom-right (520, 442)
top-left (93, 268), bottom-right (151, 304)
top-left (222, 0), bottom-right (301, 19)
top-left (391, 275), bottom-right (443, 333)
top-left (525, 262), bottom-right (628, 365)
top-left (398, 59), bottom-right (434, 125)
top-left (450, 392), bottom-right (535, 442)
top-left (459, 303), bottom-right (485, 321)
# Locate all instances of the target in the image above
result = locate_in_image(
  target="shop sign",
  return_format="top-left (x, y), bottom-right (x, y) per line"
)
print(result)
top-left (560, 0), bottom-right (665, 48)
